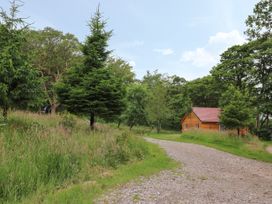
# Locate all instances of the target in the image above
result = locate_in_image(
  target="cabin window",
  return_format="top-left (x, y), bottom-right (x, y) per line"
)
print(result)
top-left (196, 124), bottom-right (199, 128)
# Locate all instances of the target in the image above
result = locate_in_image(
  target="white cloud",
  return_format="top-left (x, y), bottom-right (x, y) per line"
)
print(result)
top-left (153, 48), bottom-right (174, 56)
top-left (181, 48), bottom-right (217, 67)
top-left (180, 30), bottom-right (246, 69)
top-left (209, 30), bottom-right (246, 46)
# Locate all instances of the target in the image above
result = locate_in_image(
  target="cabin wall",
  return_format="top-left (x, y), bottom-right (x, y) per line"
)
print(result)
top-left (181, 112), bottom-right (219, 131)
top-left (181, 112), bottom-right (201, 131)
top-left (200, 122), bottom-right (219, 131)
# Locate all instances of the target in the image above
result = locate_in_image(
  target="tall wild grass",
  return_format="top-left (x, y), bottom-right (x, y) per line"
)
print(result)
top-left (0, 111), bottom-right (149, 203)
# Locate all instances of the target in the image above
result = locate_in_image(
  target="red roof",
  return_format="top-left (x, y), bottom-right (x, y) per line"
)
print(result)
top-left (192, 107), bottom-right (221, 123)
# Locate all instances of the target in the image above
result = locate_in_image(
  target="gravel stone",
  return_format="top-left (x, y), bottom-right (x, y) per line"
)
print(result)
top-left (96, 138), bottom-right (272, 204)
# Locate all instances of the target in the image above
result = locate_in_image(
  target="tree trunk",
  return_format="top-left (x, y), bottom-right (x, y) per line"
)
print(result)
top-left (117, 119), bottom-right (121, 128)
top-left (51, 103), bottom-right (57, 115)
top-left (266, 113), bottom-right (269, 127)
top-left (3, 106), bottom-right (8, 122)
top-left (237, 128), bottom-right (240, 136)
top-left (156, 121), bottom-right (161, 133)
top-left (256, 113), bottom-right (260, 129)
top-left (90, 112), bottom-right (95, 130)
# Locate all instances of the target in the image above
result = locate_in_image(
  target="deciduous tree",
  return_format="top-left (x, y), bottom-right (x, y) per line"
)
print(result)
top-left (245, 0), bottom-right (272, 40)
top-left (25, 27), bottom-right (82, 113)
top-left (123, 84), bottom-right (148, 130)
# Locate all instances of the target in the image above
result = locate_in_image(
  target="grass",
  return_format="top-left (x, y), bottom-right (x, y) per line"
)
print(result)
top-left (33, 143), bottom-right (177, 204)
top-left (146, 129), bottom-right (272, 163)
top-left (0, 111), bottom-right (177, 203)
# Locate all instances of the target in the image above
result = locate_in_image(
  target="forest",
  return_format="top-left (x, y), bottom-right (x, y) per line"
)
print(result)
top-left (0, 0), bottom-right (271, 140)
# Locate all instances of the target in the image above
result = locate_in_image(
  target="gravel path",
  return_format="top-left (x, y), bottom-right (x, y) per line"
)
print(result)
top-left (96, 138), bottom-right (272, 204)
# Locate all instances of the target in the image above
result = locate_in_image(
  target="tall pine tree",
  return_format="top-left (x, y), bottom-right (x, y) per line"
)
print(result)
top-left (56, 7), bottom-right (124, 129)
top-left (0, 0), bottom-right (41, 121)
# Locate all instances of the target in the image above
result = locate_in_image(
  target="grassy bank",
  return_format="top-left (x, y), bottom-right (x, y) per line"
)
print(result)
top-left (147, 130), bottom-right (272, 163)
top-left (0, 112), bottom-right (177, 203)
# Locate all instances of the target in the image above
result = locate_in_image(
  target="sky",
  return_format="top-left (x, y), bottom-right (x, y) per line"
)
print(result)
top-left (1, 0), bottom-right (259, 80)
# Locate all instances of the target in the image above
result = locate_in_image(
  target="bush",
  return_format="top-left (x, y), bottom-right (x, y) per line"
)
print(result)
top-left (256, 128), bottom-right (272, 141)
top-left (59, 111), bottom-right (77, 131)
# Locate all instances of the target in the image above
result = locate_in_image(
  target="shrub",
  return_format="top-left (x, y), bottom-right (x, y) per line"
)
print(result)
top-left (59, 111), bottom-right (77, 131)
top-left (256, 128), bottom-right (272, 141)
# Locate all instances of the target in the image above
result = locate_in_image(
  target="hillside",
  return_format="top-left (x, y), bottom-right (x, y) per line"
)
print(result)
top-left (0, 112), bottom-right (176, 203)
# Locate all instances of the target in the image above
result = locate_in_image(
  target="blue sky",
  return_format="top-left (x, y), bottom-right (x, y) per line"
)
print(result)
top-left (1, 0), bottom-right (258, 80)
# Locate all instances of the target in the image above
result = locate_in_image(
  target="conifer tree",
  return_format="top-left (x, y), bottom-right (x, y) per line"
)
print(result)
top-left (56, 8), bottom-right (124, 129)
top-left (0, 0), bottom-right (41, 121)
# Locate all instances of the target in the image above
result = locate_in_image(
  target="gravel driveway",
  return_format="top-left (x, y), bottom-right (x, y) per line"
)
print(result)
top-left (96, 138), bottom-right (272, 204)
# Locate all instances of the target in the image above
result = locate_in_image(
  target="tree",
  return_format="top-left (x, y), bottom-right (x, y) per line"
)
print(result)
top-left (248, 38), bottom-right (272, 129)
top-left (143, 71), bottom-right (170, 133)
top-left (184, 76), bottom-right (221, 107)
top-left (245, 0), bottom-right (272, 40)
top-left (220, 86), bottom-right (254, 135)
top-left (123, 84), bottom-right (148, 130)
top-left (165, 75), bottom-right (191, 130)
top-left (211, 44), bottom-right (253, 91)
top-left (56, 8), bottom-right (124, 129)
top-left (106, 57), bottom-right (135, 85)
top-left (24, 27), bottom-right (82, 113)
top-left (0, 0), bottom-right (41, 121)
top-left (167, 93), bottom-right (192, 130)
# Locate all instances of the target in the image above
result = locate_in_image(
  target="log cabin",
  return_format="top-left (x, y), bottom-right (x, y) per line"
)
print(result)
top-left (181, 107), bottom-right (221, 131)
top-left (181, 107), bottom-right (248, 135)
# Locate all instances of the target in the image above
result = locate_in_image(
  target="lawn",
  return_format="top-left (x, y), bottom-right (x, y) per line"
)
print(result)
top-left (146, 129), bottom-right (272, 163)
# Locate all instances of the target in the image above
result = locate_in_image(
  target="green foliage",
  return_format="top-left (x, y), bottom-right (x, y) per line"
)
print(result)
top-left (164, 75), bottom-right (191, 130)
top-left (0, 111), bottom-right (151, 203)
top-left (82, 7), bottom-right (112, 69)
top-left (123, 84), bottom-right (148, 129)
top-left (56, 66), bottom-right (125, 122)
top-left (219, 86), bottom-right (254, 134)
top-left (143, 71), bottom-right (171, 133)
top-left (0, 1), bottom-right (42, 119)
top-left (24, 27), bottom-right (82, 113)
top-left (255, 127), bottom-right (272, 141)
top-left (248, 38), bottom-right (272, 120)
top-left (106, 57), bottom-right (135, 85)
top-left (56, 8), bottom-right (124, 127)
top-left (40, 142), bottom-right (177, 204)
top-left (184, 75), bottom-right (221, 107)
top-left (245, 0), bottom-right (272, 40)
top-left (211, 44), bottom-right (253, 91)
top-left (59, 111), bottom-right (77, 131)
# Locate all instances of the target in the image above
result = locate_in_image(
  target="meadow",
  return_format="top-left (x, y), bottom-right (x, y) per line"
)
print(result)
top-left (0, 111), bottom-right (177, 203)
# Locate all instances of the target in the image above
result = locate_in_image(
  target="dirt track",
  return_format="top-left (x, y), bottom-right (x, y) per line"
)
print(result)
top-left (97, 138), bottom-right (272, 204)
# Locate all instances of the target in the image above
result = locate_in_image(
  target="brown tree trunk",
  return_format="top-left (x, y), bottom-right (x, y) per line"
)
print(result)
top-left (237, 128), bottom-right (240, 136)
top-left (90, 112), bottom-right (95, 130)
top-left (156, 121), bottom-right (161, 133)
